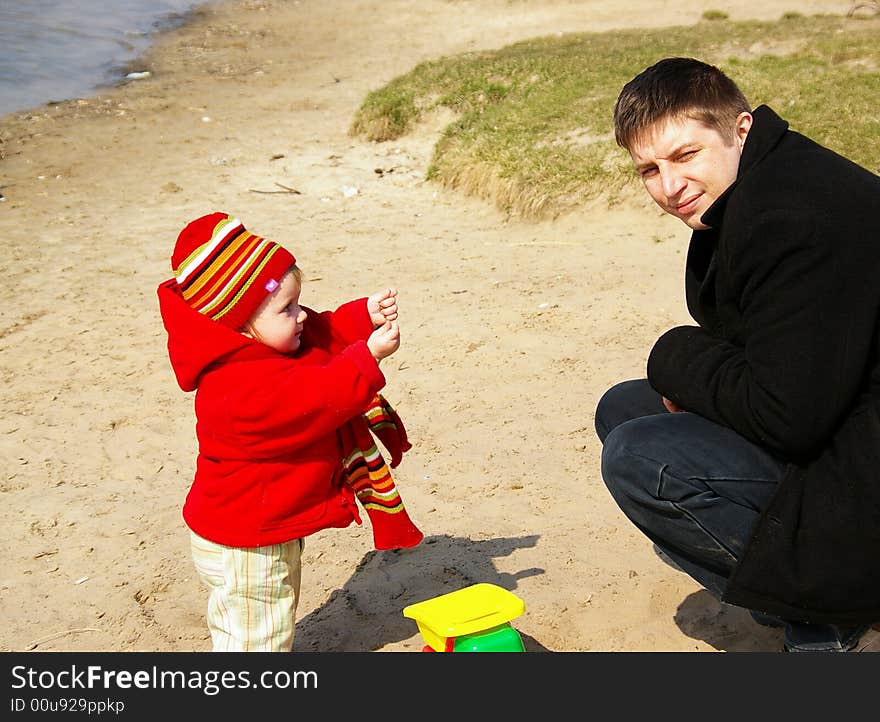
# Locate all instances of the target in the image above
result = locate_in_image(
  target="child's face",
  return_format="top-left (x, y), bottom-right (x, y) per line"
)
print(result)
top-left (243, 271), bottom-right (307, 353)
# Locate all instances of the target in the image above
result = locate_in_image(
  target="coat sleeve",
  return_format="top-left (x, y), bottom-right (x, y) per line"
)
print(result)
top-left (648, 210), bottom-right (873, 459)
top-left (307, 298), bottom-right (374, 350)
top-left (217, 340), bottom-right (386, 456)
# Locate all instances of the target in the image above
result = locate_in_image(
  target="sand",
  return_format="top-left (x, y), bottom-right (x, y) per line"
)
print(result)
top-left (0, 0), bottom-right (871, 653)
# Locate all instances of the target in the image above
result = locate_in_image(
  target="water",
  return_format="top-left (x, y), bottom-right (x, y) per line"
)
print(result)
top-left (0, 0), bottom-right (205, 117)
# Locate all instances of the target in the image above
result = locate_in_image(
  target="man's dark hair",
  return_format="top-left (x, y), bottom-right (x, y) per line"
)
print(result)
top-left (613, 57), bottom-right (751, 151)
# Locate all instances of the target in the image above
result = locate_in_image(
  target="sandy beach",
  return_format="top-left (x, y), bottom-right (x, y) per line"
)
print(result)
top-left (0, 0), bottom-right (872, 652)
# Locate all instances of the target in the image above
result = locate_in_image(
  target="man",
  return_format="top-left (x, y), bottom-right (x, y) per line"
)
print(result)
top-left (595, 57), bottom-right (880, 652)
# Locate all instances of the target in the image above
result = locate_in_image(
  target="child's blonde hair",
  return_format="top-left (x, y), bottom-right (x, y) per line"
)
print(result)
top-left (240, 264), bottom-right (303, 341)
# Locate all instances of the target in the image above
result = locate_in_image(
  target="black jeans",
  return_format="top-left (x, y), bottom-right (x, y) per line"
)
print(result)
top-left (595, 379), bottom-right (866, 652)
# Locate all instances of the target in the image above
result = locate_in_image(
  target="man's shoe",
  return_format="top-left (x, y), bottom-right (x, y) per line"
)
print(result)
top-left (783, 622), bottom-right (870, 652)
top-left (852, 623), bottom-right (880, 652)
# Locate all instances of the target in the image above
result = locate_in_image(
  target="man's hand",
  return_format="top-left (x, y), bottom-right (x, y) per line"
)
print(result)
top-left (367, 320), bottom-right (400, 362)
top-left (663, 396), bottom-right (684, 413)
top-left (367, 288), bottom-right (399, 328)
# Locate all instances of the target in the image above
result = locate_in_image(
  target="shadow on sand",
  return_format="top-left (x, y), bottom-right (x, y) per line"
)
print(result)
top-left (295, 533), bottom-right (550, 652)
top-left (674, 589), bottom-right (785, 652)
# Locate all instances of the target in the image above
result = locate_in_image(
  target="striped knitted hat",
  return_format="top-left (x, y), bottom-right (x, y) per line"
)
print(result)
top-left (171, 212), bottom-right (296, 330)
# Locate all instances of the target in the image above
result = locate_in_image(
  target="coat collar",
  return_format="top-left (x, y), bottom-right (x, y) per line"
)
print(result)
top-left (699, 105), bottom-right (789, 228)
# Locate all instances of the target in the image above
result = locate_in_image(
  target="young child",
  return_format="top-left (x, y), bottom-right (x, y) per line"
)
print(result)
top-left (157, 212), bottom-right (423, 651)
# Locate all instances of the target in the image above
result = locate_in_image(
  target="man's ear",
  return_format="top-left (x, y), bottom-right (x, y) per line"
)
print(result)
top-left (735, 111), bottom-right (753, 150)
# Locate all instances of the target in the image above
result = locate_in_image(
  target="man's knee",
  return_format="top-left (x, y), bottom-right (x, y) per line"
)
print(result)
top-left (594, 385), bottom-right (616, 442)
top-left (600, 421), bottom-right (652, 504)
top-left (595, 378), bottom-right (663, 443)
top-left (596, 379), bottom-right (638, 442)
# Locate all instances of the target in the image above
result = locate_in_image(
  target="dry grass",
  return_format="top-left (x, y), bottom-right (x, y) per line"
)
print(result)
top-left (352, 14), bottom-right (880, 219)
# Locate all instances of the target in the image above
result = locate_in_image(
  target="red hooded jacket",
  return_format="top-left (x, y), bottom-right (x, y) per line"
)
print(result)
top-left (157, 280), bottom-right (386, 547)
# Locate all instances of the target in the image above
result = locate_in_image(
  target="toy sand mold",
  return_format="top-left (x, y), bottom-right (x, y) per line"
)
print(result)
top-left (403, 583), bottom-right (526, 652)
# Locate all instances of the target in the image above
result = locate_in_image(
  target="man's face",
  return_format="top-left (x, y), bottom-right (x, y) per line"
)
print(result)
top-left (628, 113), bottom-right (751, 230)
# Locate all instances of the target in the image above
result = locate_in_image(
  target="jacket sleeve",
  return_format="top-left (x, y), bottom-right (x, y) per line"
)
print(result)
top-left (219, 340), bottom-right (386, 456)
top-left (307, 298), bottom-right (374, 351)
top-left (648, 210), bottom-right (873, 459)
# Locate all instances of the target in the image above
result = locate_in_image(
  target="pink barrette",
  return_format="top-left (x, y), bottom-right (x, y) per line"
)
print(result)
top-left (264, 279), bottom-right (279, 292)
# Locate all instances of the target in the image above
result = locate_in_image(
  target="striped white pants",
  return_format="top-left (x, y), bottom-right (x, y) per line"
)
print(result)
top-left (190, 531), bottom-right (303, 652)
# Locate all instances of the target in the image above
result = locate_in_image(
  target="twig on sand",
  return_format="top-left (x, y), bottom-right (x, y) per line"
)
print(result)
top-left (249, 182), bottom-right (302, 195)
top-left (27, 628), bottom-right (102, 650)
top-left (848, 1), bottom-right (880, 16)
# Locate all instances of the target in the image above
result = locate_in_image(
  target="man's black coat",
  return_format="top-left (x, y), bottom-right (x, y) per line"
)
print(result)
top-left (648, 105), bottom-right (880, 624)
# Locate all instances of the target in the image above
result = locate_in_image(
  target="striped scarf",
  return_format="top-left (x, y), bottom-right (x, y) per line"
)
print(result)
top-left (339, 394), bottom-right (423, 550)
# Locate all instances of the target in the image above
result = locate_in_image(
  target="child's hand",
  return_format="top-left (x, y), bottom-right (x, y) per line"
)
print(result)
top-left (367, 288), bottom-right (398, 328)
top-left (367, 320), bottom-right (400, 362)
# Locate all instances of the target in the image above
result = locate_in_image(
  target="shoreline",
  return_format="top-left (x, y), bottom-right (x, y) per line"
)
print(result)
top-left (0, 1), bottom-right (215, 120)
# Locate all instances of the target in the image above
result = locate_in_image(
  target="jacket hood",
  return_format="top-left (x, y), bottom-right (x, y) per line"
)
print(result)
top-left (157, 278), bottom-right (265, 391)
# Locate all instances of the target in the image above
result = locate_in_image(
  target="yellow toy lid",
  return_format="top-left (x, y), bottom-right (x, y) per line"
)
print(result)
top-left (403, 583), bottom-right (525, 639)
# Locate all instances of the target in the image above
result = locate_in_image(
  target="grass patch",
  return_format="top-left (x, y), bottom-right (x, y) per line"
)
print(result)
top-left (350, 14), bottom-right (879, 219)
